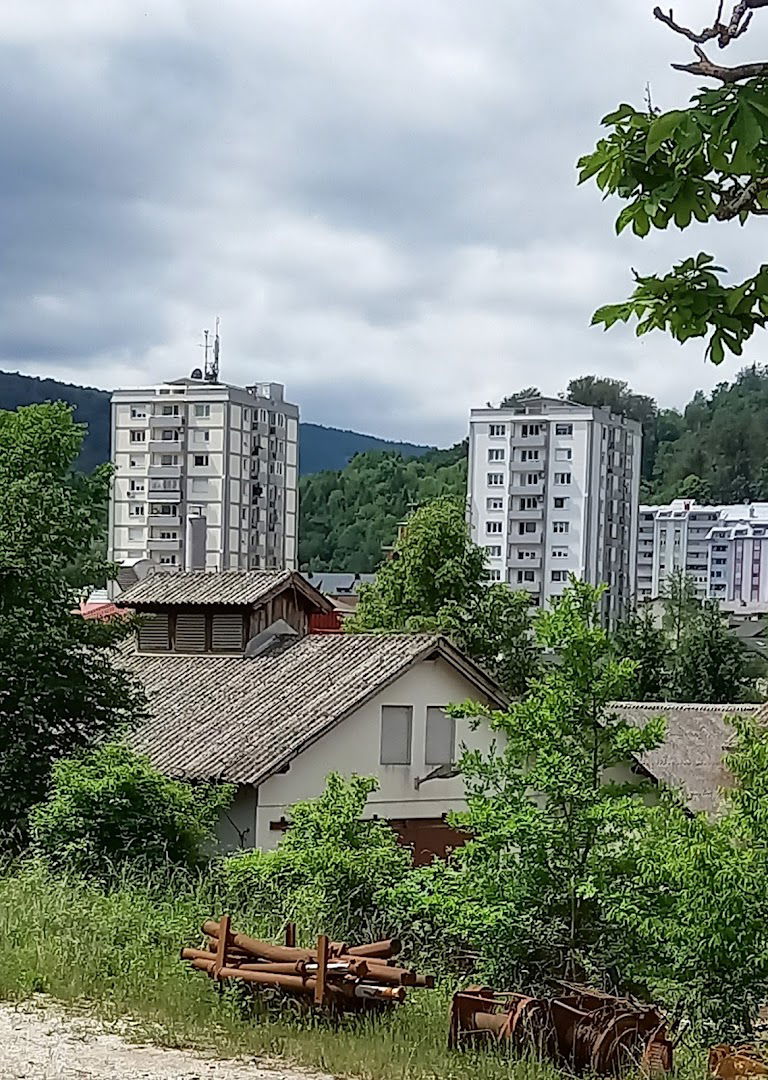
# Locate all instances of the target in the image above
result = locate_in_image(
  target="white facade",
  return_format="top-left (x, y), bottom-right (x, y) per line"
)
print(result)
top-left (467, 397), bottom-right (642, 624)
top-left (637, 500), bottom-right (768, 613)
top-left (108, 378), bottom-right (298, 572)
top-left (218, 654), bottom-right (500, 851)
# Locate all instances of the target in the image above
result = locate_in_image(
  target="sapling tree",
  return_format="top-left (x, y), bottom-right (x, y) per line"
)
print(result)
top-left (580, 2), bottom-right (768, 364)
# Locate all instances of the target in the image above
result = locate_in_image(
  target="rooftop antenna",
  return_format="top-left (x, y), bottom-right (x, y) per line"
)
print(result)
top-left (198, 319), bottom-right (220, 383)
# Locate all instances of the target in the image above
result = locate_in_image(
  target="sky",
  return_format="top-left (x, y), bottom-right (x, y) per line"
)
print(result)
top-left (1, 1), bottom-right (766, 446)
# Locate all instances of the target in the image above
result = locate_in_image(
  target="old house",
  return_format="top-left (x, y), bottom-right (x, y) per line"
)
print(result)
top-left (116, 569), bottom-right (507, 861)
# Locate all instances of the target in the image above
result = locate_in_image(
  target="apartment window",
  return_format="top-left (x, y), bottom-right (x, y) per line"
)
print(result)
top-left (128, 527), bottom-right (143, 541)
top-left (194, 430), bottom-right (210, 444)
top-left (160, 404), bottom-right (179, 416)
top-left (486, 521), bottom-right (503, 534)
top-left (487, 569), bottom-right (502, 581)
top-left (552, 547), bottom-right (569, 558)
top-left (129, 479), bottom-right (145, 492)
top-left (130, 405), bottom-right (148, 419)
top-left (488, 448), bottom-right (505, 462)
top-left (554, 472), bottom-right (571, 485)
top-left (489, 424), bottom-right (506, 437)
top-left (713, 558), bottom-right (727, 565)
top-left (521, 449), bottom-right (540, 462)
top-left (553, 497), bottom-right (568, 509)
top-left (425, 707), bottom-right (455, 766)
top-left (193, 454), bottom-right (209, 467)
top-left (487, 498), bottom-right (504, 511)
top-left (129, 504), bottom-right (144, 516)
top-left (555, 423), bottom-right (573, 436)
top-left (130, 430), bottom-right (146, 443)
top-left (517, 570), bottom-right (535, 583)
top-left (151, 504), bottom-right (175, 516)
top-left (555, 448), bottom-right (572, 462)
top-left (277, 413), bottom-right (285, 427)
top-left (380, 706), bottom-right (413, 765)
top-left (521, 423), bottom-right (541, 437)
top-left (194, 403), bottom-right (211, 418)
top-left (520, 472), bottom-right (540, 487)
top-left (159, 554), bottom-right (177, 565)
top-left (191, 478), bottom-right (208, 494)
top-left (518, 550), bottom-right (537, 560)
top-left (519, 497), bottom-right (538, 511)
top-left (519, 522), bottom-right (537, 534)
top-left (273, 461), bottom-right (285, 475)
top-left (486, 545), bottom-right (502, 557)
top-left (551, 570), bottom-right (568, 582)
top-left (553, 521), bottom-right (570, 534)
top-left (161, 429), bottom-right (179, 442)
top-left (259, 408), bottom-right (268, 423)
top-left (129, 455), bottom-right (145, 468)
top-left (158, 530), bottom-right (178, 540)
top-left (487, 473), bottom-right (504, 486)
top-left (160, 454), bottom-right (179, 466)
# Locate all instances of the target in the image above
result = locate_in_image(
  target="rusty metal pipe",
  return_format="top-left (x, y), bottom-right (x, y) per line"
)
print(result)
top-left (202, 921), bottom-right (314, 963)
top-left (346, 938), bottom-right (401, 959)
top-left (190, 957), bottom-right (316, 992)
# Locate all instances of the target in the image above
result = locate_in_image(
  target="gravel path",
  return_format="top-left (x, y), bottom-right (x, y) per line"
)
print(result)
top-left (0, 1001), bottom-right (333, 1080)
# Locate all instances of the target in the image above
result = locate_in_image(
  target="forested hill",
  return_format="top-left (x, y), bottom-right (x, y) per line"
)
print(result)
top-left (299, 366), bottom-right (768, 571)
top-left (0, 371), bottom-right (432, 475)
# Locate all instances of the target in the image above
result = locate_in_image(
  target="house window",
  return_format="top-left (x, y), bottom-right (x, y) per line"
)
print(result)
top-left (425, 707), bottom-right (455, 766)
top-left (194, 403), bottom-right (211, 418)
top-left (553, 521), bottom-right (570, 534)
top-left (487, 498), bottom-right (504, 511)
top-left (488, 448), bottom-right (505, 462)
top-left (486, 521), bottom-right (503, 534)
top-left (487, 473), bottom-right (504, 486)
top-left (555, 423), bottom-right (573, 436)
top-left (489, 423), bottom-right (506, 437)
top-left (130, 430), bottom-right (146, 443)
top-left (551, 569), bottom-right (568, 582)
top-left (554, 472), bottom-right (571, 485)
top-left (193, 455), bottom-right (209, 467)
top-left (517, 570), bottom-right (535, 583)
top-left (380, 706), bottom-right (413, 765)
top-left (555, 448), bottom-right (572, 462)
top-left (486, 545), bottom-right (502, 557)
top-left (554, 497), bottom-right (569, 509)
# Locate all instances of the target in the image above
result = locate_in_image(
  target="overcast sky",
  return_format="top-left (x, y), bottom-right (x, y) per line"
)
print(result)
top-left (1, 1), bottom-right (766, 445)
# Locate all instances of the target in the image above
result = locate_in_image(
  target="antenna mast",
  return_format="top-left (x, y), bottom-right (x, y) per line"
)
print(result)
top-left (199, 319), bottom-right (221, 383)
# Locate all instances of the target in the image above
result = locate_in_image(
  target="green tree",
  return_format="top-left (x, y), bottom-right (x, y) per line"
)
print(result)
top-left (0, 403), bottom-right (145, 846)
top-left (29, 743), bottom-right (231, 880)
top-left (580, 3), bottom-right (768, 365)
top-left (675, 599), bottom-right (756, 702)
top-left (613, 603), bottom-right (668, 700)
top-left (388, 581), bottom-right (664, 985)
top-left (347, 497), bottom-right (538, 695)
top-left (676, 473), bottom-right (713, 503)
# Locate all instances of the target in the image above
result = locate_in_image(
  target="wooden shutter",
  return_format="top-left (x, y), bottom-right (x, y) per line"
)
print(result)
top-left (175, 612), bottom-right (207, 652)
top-left (380, 706), bottom-right (413, 765)
top-left (211, 612), bottom-right (245, 652)
top-left (137, 614), bottom-right (170, 652)
top-left (425, 707), bottom-right (455, 766)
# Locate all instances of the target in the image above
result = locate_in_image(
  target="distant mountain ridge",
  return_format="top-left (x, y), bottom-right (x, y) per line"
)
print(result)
top-left (0, 371), bottom-right (433, 475)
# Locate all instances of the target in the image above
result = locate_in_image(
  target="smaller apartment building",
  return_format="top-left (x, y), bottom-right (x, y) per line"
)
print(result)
top-left (637, 500), bottom-right (768, 614)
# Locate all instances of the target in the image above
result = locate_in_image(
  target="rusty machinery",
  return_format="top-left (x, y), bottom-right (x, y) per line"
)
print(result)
top-left (450, 982), bottom-right (674, 1076)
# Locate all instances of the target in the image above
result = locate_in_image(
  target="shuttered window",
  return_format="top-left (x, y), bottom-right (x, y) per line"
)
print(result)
top-left (175, 612), bottom-right (207, 652)
top-left (380, 706), bottom-right (412, 765)
top-left (425, 707), bottom-right (455, 766)
top-left (137, 614), bottom-right (170, 652)
top-left (211, 612), bottom-right (245, 652)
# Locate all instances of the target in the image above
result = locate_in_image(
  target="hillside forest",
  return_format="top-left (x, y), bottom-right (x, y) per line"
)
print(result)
top-left (300, 366), bottom-right (768, 571)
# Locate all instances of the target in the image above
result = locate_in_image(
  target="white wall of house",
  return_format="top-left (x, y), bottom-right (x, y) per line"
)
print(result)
top-left (216, 655), bottom-right (500, 851)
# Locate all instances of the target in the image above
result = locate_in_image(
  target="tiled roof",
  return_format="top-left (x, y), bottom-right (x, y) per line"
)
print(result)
top-left (121, 633), bottom-right (506, 785)
top-left (611, 701), bottom-right (765, 814)
top-left (115, 569), bottom-right (328, 608)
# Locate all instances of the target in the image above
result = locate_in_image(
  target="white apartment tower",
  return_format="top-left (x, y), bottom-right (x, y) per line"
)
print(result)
top-left (637, 500), bottom-right (768, 614)
top-left (468, 396), bottom-right (642, 624)
top-left (108, 375), bottom-right (299, 573)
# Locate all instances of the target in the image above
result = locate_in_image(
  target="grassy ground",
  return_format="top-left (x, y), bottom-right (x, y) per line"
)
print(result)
top-left (0, 867), bottom-right (705, 1080)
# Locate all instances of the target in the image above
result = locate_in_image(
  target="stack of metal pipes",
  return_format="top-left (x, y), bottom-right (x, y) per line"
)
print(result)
top-left (181, 915), bottom-right (434, 1011)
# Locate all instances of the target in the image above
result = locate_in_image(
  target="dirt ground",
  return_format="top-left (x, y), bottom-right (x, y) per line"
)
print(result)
top-left (0, 1000), bottom-right (332, 1080)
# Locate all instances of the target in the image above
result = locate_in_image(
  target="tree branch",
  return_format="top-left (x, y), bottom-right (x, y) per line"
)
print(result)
top-left (654, 0), bottom-right (768, 50)
top-left (671, 44), bottom-right (768, 82)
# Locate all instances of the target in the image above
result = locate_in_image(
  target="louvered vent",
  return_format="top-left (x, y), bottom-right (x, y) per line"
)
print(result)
top-left (137, 614), bottom-right (170, 652)
top-left (211, 612), bottom-right (245, 652)
top-left (175, 612), bottom-right (207, 652)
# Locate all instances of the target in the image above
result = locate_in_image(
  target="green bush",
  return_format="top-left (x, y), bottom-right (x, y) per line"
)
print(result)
top-left (29, 742), bottom-right (232, 879)
top-left (219, 773), bottom-right (411, 941)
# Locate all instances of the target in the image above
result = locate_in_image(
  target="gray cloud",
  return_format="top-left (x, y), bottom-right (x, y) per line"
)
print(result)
top-left (0, 0), bottom-right (762, 444)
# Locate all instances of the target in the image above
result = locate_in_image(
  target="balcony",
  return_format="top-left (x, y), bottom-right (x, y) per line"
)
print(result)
top-left (511, 506), bottom-right (544, 521)
top-left (509, 531), bottom-right (543, 546)
top-left (149, 413), bottom-right (184, 427)
top-left (148, 511), bottom-right (181, 526)
top-left (149, 438), bottom-right (184, 454)
top-left (148, 536), bottom-right (182, 550)
top-left (148, 464), bottom-right (182, 479)
top-left (511, 432), bottom-right (546, 449)
top-left (147, 488), bottom-right (182, 502)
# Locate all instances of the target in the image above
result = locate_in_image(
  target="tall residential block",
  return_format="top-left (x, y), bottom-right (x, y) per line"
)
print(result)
top-left (108, 377), bottom-right (298, 572)
top-left (637, 500), bottom-right (768, 614)
top-left (468, 396), bottom-right (642, 623)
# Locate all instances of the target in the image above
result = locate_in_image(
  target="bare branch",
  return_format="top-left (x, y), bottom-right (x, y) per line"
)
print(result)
top-left (670, 43), bottom-right (768, 81)
top-left (654, 0), bottom-right (768, 50)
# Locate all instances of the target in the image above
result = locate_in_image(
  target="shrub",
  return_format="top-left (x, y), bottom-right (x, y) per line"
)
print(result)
top-left (219, 773), bottom-right (411, 940)
top-left (29, 742), bottom-right (232, 879)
